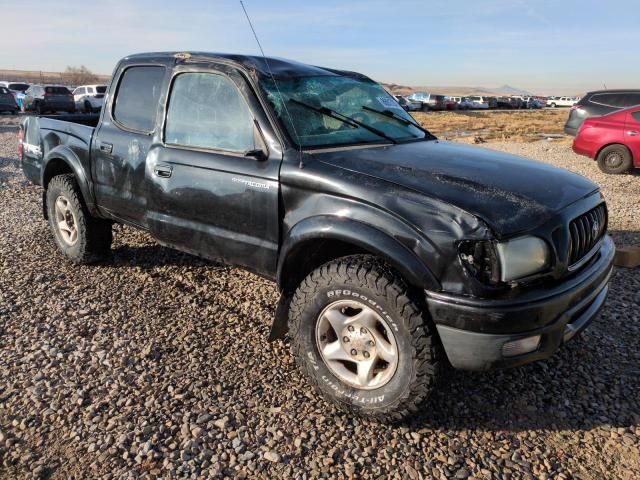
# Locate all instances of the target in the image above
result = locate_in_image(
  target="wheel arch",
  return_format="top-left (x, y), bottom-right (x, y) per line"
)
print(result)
top-left (595, 142), bottom-right (632, 162)
top-left (277, 216), bottom-right (440, 295)
top-left (41, 146), bottom-right (97, 218)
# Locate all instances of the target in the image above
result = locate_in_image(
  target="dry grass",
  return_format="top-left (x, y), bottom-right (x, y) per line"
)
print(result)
top-left (411, 109), bottom-right (571, 143)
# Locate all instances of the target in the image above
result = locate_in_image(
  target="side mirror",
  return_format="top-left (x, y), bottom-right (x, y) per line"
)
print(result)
top-left (245, 120), bottom-right (269, 161)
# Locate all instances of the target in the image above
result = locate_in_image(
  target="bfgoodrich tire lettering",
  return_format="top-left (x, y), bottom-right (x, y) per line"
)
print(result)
top-left (46, 174), bottom-right (112, 264)
top-left (289, 254), bottom-right (443, 421)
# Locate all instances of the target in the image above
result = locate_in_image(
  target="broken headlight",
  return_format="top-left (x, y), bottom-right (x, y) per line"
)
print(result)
top-left (459, 236), bottom-right (550, 285)
top-left (458, 240), bottom-right (501, 285)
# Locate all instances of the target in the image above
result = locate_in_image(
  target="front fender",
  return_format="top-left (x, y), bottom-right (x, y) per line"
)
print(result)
top-left (41, 145), bottom-right (97, 216)
top-left (277, 215), bottom-right (441, 291)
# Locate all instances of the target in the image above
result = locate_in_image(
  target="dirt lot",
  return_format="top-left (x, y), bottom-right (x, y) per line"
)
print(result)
top-left (0, 113), bottom-right (639, 479)
top-left (412, 109), bottom-right (570, 143)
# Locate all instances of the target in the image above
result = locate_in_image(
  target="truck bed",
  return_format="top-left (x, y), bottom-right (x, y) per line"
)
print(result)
top-left (21, 113), bottom-right (100, 185)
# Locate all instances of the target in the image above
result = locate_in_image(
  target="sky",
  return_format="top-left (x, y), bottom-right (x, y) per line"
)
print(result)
top-left (1, 0), bottom-right (638, 94)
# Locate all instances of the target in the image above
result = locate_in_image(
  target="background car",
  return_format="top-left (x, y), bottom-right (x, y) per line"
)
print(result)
top-left (468, 96), bottom-right (489, 109)
top-left (564, 89), bottom-right (640, 135)
top-left (444, 96), bottom-right (458, 110)
top-left (572, 105), bottom-right (640, 174)
top-left (394, 95), bottom-right (421, 112)
top-left (406, 92), bottom-right (433, 111)
top-left (547, 96), bottom-right (576, 108)
top-left (496, 97), bottom-right (512, 109)
top-left (0, 86), bottom-right (18, 114)
top-left (72, 84), bottom-right (108, 113)
top-left (0, 81), bottom-right (30, 110)
top-left (24, 85), bottom-right (75, 114)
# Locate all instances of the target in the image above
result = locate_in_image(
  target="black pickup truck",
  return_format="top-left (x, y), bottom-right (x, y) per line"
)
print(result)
top-left (18, 52), bottom-right (614, 420)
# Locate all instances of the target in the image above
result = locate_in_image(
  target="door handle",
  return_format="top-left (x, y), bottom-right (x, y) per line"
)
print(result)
top-left (154, 165), bottom-right (173, 178)
top-left (98, 142), bottom-right (113, 154)
top-left (628, 131), bottom-right (639, 136)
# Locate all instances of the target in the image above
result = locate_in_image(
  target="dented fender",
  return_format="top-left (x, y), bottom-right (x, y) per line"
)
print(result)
top-left (277, 215), bottom-right (441, 291)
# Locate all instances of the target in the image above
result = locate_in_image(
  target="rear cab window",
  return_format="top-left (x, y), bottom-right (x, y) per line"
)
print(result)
top-left (113, 66), bottom-right (166, 132)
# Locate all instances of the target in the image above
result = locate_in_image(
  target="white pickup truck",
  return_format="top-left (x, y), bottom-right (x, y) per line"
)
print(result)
top-left (547, 96), bottom-right (577, 108)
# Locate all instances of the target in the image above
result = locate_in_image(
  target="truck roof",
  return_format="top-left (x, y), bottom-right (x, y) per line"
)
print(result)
top-left (122, 51), bottom-right (369, 80)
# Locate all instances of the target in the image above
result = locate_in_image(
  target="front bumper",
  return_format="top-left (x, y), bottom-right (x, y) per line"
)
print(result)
top-left (427, 235), bottom-right (614, 370)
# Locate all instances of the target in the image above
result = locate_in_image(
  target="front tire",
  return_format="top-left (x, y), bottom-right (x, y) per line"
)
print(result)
top-left (597, 144), bottom-right (633, 174)
top-left (46, 174), bottom-right (112, 264)
top-left (289, 255), bottom-right (443, 421)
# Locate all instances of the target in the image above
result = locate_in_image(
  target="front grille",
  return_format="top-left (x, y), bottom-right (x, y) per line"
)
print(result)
top-left (568, 204), bottom-right (607, 266)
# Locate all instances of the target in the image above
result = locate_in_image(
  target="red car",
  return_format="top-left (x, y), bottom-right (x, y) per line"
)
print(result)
top-left (572, 105), bottom-right (640, 174)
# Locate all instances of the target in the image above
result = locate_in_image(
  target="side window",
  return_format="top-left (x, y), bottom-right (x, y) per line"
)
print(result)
top-left (623, 93), bottom-right (640, 107)
top-left (113, 66), bottom-right (165, 132)
top-left (631, 111), bottom-right (640, 123)
top-left (76, 87), bottom-right (85, 95)
top-left (87, 87), bottom-right (94, 94)
top-left (165, 72), bottom-right (254, 153)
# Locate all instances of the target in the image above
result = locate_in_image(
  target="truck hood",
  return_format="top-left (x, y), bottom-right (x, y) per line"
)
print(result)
top-left (313, 140), bottom-right (598, 236)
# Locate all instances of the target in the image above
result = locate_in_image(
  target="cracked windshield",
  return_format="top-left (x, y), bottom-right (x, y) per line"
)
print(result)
top-left (261, 75), bottom-right (427, 147)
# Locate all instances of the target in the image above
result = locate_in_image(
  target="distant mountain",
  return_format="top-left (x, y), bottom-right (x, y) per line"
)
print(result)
top-left (484, 84), bottom-right (533, 96)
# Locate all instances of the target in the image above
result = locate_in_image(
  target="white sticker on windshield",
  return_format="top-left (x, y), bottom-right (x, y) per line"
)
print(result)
top-left (377, 96), bottom-right (402, 110)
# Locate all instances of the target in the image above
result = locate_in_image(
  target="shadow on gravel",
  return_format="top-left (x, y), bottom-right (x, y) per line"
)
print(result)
top-left (109, 242), bottom-right (222, 269)
top-left (0, 125), bottom-right (18, 134)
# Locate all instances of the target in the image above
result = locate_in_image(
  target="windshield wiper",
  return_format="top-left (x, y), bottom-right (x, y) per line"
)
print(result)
top-left (362, 106), bottom-right (435, 139)
top-left (288, 98), bottom-right (397, 144)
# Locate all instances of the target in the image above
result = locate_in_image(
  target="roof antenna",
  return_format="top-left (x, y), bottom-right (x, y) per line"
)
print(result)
top-left (240, 1), bottom-right (304, 168)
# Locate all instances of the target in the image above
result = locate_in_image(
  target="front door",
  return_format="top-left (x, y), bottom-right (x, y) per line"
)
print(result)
top-left (91, 65), bottom-right (168, 226)
top-left (146, 66), bottom-right (283, 277)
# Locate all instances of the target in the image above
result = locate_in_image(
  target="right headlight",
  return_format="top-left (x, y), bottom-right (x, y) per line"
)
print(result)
top-left (459, 236), bottom-right (550, 286)
top-left (495, 236), bottom-right (550, 282)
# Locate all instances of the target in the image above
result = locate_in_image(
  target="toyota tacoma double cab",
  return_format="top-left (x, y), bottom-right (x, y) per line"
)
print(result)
top-left (18, 52), bottom-right (614, 420)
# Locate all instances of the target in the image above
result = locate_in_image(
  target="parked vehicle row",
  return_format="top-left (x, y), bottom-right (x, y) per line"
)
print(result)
top-left (398, 92), bottom-right (550, 112)
top-left (0, 80), bottom-right (108, 115)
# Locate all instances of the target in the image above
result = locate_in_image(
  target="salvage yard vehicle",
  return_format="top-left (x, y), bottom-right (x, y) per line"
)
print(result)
top-left (72, 84), bottom-right (108, 113)
top-left (18, 52), bottom-right (614, 420)
top-left (0, 86), bottom-right (18, 114)
top-left (564, 89), bottom-right (640, 136)
top-left (23, 85), bottom-right (75, 114)
top-left (547, 96), bottom-right (577, 108)
top-left (572, 105), bottom-right (640, 174)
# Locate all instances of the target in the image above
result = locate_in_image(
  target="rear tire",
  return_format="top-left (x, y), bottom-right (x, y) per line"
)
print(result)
top-left (46, 174), bottom-right (112, 264)
top-left (596, 144), bottom-right (633, 174)
top-left (289, 254), bottom-right (443, 421)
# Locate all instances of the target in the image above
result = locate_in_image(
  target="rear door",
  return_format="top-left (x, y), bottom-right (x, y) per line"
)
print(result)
top-left (146, 64), bottom-right (283, 277)
top-left (91, 64), bottom-right (168, 225)
top-left (625, 110), bottom-right (640, 166)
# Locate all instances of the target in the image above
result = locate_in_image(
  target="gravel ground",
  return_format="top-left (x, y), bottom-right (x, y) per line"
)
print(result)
top-left (0, 117), bottom-right (639, 479)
